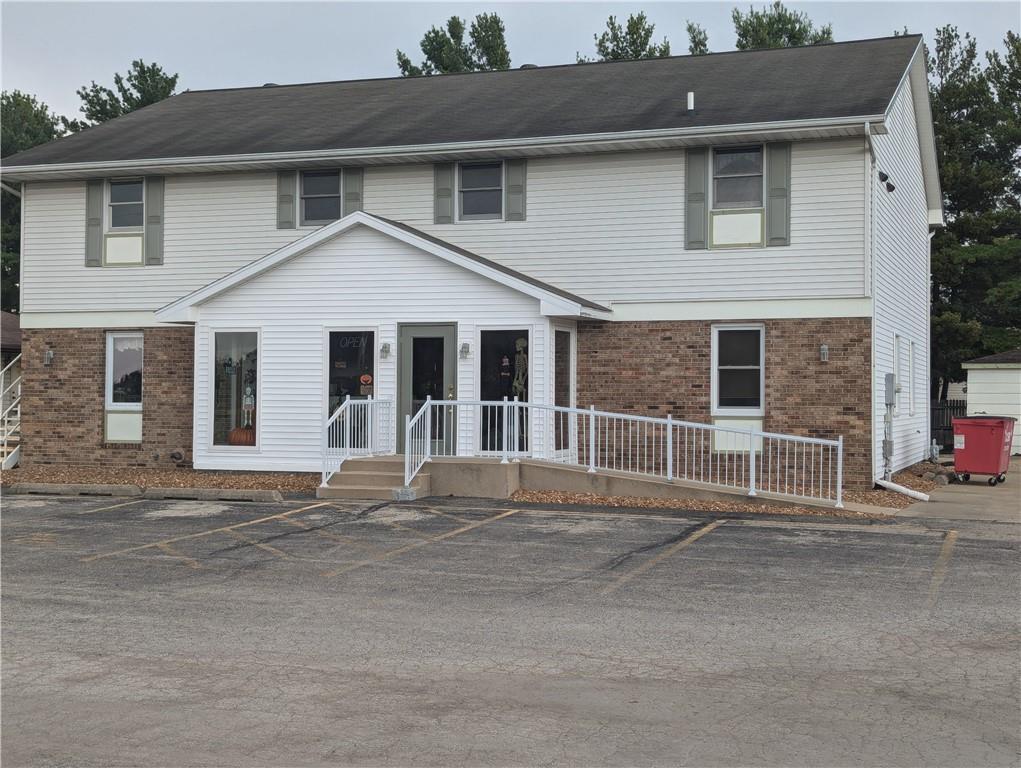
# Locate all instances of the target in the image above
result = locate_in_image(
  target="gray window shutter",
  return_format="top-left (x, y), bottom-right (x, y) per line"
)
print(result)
top-left (342, 167), bottom-right (364, 216)
top-left (277, 171), bottom-right (297, 229)
top-left (434, 163), bottom-right (454, 224)
top-left (765, 143), bottom-right (791, 247)
top-left (144, 176), bottom-right (164, 265)
top-left (685, 148), bottom-right (709, 250)
top-left (504, 159), bottom-right (527, 221)
top-left (85, 179), bottom-right (104, 267)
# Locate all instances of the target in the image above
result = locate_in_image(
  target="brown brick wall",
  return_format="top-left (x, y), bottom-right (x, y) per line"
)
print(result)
top-left (20, 327), bottom-right (194, 468)
top-left (576, 317), bottom-right (873, 488)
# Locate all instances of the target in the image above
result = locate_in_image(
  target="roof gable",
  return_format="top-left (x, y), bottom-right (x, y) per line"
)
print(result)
top-left (154, 212), bottom-right (608, 322)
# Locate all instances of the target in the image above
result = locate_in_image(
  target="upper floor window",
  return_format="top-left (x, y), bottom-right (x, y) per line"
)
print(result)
top-left (713, 147), bottom-right (763, 210)
top-left (459, 162), bottom-right (502, 221)
top-left (300, 170), bottom-right (341, 226)
top-left (108, 179), bottom-right (144, 229)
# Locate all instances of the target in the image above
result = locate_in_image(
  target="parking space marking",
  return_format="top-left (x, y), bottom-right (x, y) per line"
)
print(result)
top-left (321, 509), bottom-right (520, 578)
top-left (601, 519), bottom-right (726, 594)
top-left (156, 542), bottom-right (203, 570)
top-left (224, 529), bottom-right (292, 559)
top-left (77, 499), bottom-right (146, 515)
top-left (80, 501), bottom-right (333, 562)
top-left (927, 529), bottom-right (958, 609)
top-left (281, 516), bottom-right (384, 553)
top-left (418, 507), bottom-right (473, 525)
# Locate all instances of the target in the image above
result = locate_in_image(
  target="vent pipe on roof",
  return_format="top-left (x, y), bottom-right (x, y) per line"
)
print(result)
top-left (687, 91), bottom-right (695, 116)
top-left (519, 63), bottom-right (538, 69)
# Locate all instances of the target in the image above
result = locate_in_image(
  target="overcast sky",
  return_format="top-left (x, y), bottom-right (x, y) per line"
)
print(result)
top-left (2, 1), bottom-right (1018, 120)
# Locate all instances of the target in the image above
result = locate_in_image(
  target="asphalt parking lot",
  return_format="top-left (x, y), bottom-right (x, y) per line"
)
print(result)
top-left (2, 493), bottom-right (1019, 767)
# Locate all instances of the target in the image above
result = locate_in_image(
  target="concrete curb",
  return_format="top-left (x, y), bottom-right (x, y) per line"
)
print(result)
top-left (5, 483), bottom-right (284, 503)
top-left (143, 487), bottom-right (284, 502)
top-left (7, 482), bottom-right (143, 497)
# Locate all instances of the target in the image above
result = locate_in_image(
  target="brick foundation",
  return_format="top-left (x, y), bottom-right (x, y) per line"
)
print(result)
top-left (576, 318), bottom-right (873, 488)
top-left (20, 328), bottom-right (194, 468)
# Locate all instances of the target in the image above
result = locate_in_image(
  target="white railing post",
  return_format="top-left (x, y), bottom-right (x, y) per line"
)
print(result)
top-left (320, 405), bottom-right (329, 486)
top-left (343, 395), bottom-right (351, 458)
top-left (512, 396), bottom-right (521, 462)
top-left (587, 405), bottom-right (597, 473)
top-left (748, 428), bottom-right (757, 497)
top-left (404, 414), bottom-right (412, 484)
top-left (501, 396), bottom-right (510, 464)
top-left (424, 396), bottom-right (433, 462)
top-left (367, 396), bottom-right (374, 453)
top-left (835, 435), bottom-right (844, 508)
top-left (666, 413), bottom-right (674, 481)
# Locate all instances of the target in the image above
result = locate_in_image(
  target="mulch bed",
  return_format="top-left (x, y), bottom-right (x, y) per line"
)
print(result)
top-left (510, 489), bottom-right (891, 519)
top-left (0, 464), bottom-right (320, 493)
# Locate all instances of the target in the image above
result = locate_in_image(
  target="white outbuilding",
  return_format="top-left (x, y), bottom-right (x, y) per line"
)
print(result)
top-left (963, 348), bottom-right (1021, 455)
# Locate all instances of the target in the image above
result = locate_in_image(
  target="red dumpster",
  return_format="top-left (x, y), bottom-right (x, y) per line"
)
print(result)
top-left (952, 416), bottom-right (1015, 485)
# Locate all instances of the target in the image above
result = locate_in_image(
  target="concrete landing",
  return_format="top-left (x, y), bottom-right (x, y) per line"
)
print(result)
top-left (898, 458), bottom-right (1020, 523)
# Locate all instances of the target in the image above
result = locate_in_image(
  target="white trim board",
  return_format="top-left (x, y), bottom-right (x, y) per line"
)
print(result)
top-left (608, 297), bottom-right (873, 321)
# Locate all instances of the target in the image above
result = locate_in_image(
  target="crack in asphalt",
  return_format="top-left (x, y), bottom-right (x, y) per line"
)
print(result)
top-left (207, 502), bottom-right (392, 557)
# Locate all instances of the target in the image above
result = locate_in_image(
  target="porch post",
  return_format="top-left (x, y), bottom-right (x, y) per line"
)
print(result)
top-left (501, 396), bottom-right (510, 464)
top-left (424, 396), bottom-right (432, 462)
top-left (666, 414), bottom-right (674, 481)
top-left (588, 405), bottom-right (597, 473)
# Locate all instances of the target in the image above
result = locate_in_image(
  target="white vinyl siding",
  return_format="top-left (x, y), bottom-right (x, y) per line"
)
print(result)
top-left (871, 76), bottom-right (931, 478)
top-left (192, 225), bottom-right (549, 472)
top-left (21, 140), bottom-right (867, 314)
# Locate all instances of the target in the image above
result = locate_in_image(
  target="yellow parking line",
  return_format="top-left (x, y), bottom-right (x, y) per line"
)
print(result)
top-left (156, 542), bottom-right (203, 570)
top-left (280, 516), bottom-right (383, 553)
top-left (601, 519), bottom-right (726, 595)
top-left (321, 509), bottom-right (519, 578)
top-left (224, 529), bottom-right (291, 559)
top-left (77, 499), bottom-right (146, 515)
top-left (927, 530), bottom-right (958, 610)
top-left (80, 501), bottom-right (332, 562)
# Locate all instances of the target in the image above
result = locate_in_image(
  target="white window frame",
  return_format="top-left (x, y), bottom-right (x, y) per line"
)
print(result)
top-left (708, 144), bottom-right (766, 249)
top-left (209, 327), bottom-right (262, 452)
top-left (710, 144), bottom-right (765, 212)
top-left (105, 331), bottom-right (143, 411)
top-left (321, 325), bottom-right (380, 420)
top-left (299, 169), bottom-right (343, 227)
top-left (473, 323), bottom-right (536, 454)
top-left (457, 160), bottom-right (505, 222)
top-left (711, 324), bottom-right (765, 417)
top-left (908, 340), bottom-right (916, 416)
top-left (106, 178), bottom-right (145, 233)
top-left (893, 333), bottom-right (902, 416)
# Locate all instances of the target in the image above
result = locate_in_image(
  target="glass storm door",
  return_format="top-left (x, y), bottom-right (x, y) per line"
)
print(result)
top-left (398, 324), bottom-right (456, 452)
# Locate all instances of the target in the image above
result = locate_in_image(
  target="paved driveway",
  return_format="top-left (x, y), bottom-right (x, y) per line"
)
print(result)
top-left (2, 494), bottom-right (1019, 767)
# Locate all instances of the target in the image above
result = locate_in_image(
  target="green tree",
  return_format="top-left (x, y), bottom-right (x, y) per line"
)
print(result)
top-left (66, 59), bottom-right (178, 130)
top-left (397, 14), bottom-right (510, 76)
top-left (1, 91), bottom-right (65, 313)
top-left (731, 1), bottom-right (833, 50)
top-left (686, 22), bottom-right (710, 56)
top-left (578, 12), bottom-right (671, 63)
top-left (927, 26), bottom-right (1021, 396)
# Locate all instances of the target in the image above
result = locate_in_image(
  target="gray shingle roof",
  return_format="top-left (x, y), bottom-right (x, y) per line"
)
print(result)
top-left (3, 35), bottom-right (921, 168)
top-left (965, 348), bottom-right (1021, 365)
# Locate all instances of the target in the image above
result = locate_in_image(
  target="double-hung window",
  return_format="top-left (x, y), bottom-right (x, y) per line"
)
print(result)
top-left (459, 162), bottom-right (503, 221)
top-left (709, 146), bottom-right (765, 248)
top-left (108, 179), bottom-right (144, 230)
top-left (712, 326), bottom-right (764, 416)
top-left (300, 170), bottom-right (341, 225)
top-left (105, 331), bottom-right (143, 442)
top-left (713, 147), bottom-right (763, 209)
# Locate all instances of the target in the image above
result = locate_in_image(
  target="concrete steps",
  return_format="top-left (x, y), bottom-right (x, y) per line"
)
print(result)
top-left (317, 456), bottom-right (430, 500)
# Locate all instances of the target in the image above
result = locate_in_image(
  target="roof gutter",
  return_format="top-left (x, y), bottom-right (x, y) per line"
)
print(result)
top-left (3, 114), bottom-right (887, 181)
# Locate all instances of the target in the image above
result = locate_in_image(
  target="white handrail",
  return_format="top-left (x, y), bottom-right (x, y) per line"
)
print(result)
top-left (403, 399), bottom-right (845, 507)
top-left (320, 397), bottom-right (395, 485)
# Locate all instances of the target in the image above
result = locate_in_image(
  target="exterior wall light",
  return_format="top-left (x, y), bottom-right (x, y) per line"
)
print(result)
top-left (820, 344), bottom-right (829, 363)
top-left (380, 342), bottom-right (392, 359)
top-left (459, 342), bottom-right (471, 359)
top-left (43, 349), bottom-right (54, 366)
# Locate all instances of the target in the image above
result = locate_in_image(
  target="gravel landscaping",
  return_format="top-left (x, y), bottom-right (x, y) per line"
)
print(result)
top-left (0, 464), bottom-right (320, 493)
